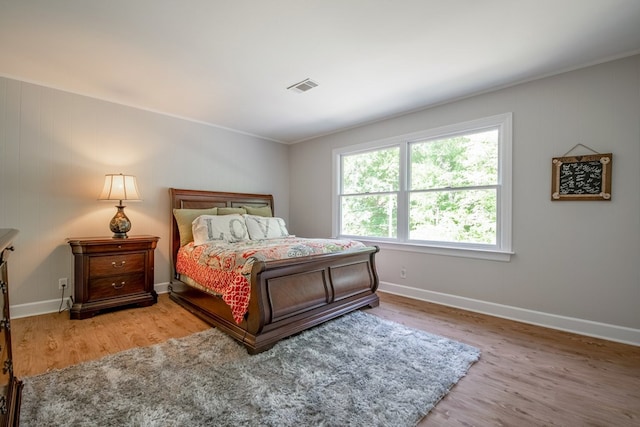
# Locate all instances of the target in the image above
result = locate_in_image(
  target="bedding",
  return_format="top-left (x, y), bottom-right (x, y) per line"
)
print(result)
top-left (242, 205), bottom-right (273, 217)
top-left (192, 214), bottom-right (249, 245)
top-left (176, 237), bottom-right (367, 323)
top-left (173, 207), bottom-right (218, 247)
top-left (244, 215), bottom-right (290, 239)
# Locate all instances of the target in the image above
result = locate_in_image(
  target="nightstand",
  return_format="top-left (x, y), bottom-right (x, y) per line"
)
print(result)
top-left (67, 235), bottom-right (159, 319)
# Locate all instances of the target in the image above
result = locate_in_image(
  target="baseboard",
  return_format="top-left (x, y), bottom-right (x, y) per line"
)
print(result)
top-left (9, 282), bottom-right (171, 319)
top-left (379, 281), bottom-right (640, 347)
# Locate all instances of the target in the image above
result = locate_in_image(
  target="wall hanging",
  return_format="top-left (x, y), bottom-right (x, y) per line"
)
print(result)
top-left (551, 144), bottom-right (612, 201)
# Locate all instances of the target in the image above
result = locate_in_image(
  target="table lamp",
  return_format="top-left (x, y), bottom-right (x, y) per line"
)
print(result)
top-left (98, 173), bottom-right (141, 238)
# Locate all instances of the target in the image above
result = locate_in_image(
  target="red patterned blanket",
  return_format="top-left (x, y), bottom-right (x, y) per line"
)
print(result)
top-left (176, 237), bottom-right (366, 323)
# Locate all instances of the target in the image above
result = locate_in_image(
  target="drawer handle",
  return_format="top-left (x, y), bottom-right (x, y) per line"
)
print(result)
top-left (112, 281), bottom-right (126, 289)
top-left (111, 261), bottom-right (126, 268)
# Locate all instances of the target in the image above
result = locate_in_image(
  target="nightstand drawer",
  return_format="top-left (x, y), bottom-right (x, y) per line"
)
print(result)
top-left (89, 253), bottom-right (145, 277)
top-left (89, 273), bottom-right (146, 300)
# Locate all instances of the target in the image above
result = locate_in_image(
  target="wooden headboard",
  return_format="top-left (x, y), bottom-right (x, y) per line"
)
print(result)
top-left (169, 188), bottom-right (274, 279)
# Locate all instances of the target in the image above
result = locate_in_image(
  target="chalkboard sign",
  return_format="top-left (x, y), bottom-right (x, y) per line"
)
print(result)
top-left (551, 153), bottom-right (612, 201)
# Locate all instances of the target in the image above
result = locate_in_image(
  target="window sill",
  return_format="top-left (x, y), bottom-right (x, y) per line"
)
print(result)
top-left (356, 239), bottom-right (514, 262)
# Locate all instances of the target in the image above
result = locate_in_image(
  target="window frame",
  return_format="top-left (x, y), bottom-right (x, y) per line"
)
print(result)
top-left (332, 113), bottom-right (513, 262)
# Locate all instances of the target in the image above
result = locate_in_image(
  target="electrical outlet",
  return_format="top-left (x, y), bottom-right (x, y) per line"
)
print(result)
top-left (400, 267), bottom-right (406, 279)
top-left (58, 277), bottom-right (68, 290)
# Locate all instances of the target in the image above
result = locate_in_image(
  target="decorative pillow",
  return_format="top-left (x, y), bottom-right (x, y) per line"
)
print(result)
top-left (217, 207), bottom-right (247, 215)
top-left (192, 214), bottom-right (248, 245)
top-left (242, 205), bottom-right (273, 217)
top-left (244, 215), bottom-right (290, 240)
top-left (173, 208), bottom-right (218, 246)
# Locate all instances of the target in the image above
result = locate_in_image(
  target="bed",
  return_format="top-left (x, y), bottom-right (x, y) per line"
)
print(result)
top-left (168, 188), bottom-right (380, 354)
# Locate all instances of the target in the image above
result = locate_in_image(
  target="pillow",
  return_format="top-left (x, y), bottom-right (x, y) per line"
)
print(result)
top-left (242, 205), bottom-right (273, 217)
top-left (192, 214), bottom-right (249, 245)
top-left (244, 214), bottom-right (290, 240)
top-left (217, 207), bottom-right (247, 215)
top-left (173, 208), bottom-right (218, 246)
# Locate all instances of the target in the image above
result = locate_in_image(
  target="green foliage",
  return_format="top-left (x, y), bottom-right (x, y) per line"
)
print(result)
top-left (409, 190), bottom-right (496, 244)
top-left (342, 195), bottom-right (397, 238)
top-left (342, 147), bottom-right (399, 194)
top-left (410, 131), bottom-right (497, 190)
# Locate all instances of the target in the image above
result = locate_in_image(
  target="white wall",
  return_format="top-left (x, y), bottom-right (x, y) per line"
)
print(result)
top-left (289, 55), bottom-right (640, 344)
top-left (0, 77), bottom-right (290, 311)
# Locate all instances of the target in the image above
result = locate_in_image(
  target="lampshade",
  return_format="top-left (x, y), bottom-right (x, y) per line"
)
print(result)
top-left (98, 174), bottom-right (141, 202)
top-left (98, 174), bottom-right (141, 238)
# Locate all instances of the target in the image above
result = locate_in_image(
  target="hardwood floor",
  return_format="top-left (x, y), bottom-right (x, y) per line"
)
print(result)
top-left (11, 292), bottom-right (640, 426)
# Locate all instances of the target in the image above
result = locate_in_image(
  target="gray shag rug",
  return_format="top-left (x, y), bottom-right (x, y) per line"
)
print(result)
top-left (21, 311), bottom-right (480, 427)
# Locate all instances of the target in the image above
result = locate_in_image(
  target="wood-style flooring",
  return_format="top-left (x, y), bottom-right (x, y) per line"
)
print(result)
top-left (11, 292), bottom-right (640, 426)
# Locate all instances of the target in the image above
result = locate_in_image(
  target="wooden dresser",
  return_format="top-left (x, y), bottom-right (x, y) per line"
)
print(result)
top-left (0, 229), bottom-right (22, 426)
top-left (67, 236), bottom-right (159, 319)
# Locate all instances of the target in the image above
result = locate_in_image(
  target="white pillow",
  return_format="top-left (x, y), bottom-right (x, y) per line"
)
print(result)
top-left (244, 214), bottom-right (290, 240)
top-left (192, 214), bottom-right (249, 245)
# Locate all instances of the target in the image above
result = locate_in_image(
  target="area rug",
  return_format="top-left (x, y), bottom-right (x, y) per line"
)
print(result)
top-left (20, 311), bottom-right (480, 427)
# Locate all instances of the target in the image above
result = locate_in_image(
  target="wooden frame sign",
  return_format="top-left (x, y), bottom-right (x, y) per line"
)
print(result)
top-left (551, 153), bottom-right (612, 201)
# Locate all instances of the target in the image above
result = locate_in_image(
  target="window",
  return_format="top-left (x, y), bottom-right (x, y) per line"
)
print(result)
top-left (341, 146), bottom-right (399, 238)
top-left (333, 113), bottom-right (512, 261)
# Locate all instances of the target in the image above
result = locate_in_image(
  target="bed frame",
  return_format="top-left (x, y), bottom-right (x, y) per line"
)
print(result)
top-left (169, 188), bottom-right (380, 354)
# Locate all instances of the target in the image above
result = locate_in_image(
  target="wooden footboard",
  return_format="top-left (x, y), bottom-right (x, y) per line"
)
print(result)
top-left (170, 245), bottom-right (379, 353)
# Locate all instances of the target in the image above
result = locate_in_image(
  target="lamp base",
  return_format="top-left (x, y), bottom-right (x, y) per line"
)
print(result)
top-left (109, 205), bottom-right (131, 239)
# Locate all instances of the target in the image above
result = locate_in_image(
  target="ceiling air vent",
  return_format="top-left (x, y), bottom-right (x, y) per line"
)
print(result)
top-left (287, 78), bottom-right (319, 93)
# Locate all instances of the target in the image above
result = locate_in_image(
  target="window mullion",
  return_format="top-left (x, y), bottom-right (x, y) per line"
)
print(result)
top-left (397, 141), bottom-right (408, 240)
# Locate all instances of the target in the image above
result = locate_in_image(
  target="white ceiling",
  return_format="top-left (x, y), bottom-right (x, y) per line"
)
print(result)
top-left (1, 1), bottom-right (640, 144)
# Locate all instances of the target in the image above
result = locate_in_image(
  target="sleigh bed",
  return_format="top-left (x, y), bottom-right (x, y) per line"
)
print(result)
top-left (168, 188), bottom-right (380, 354)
